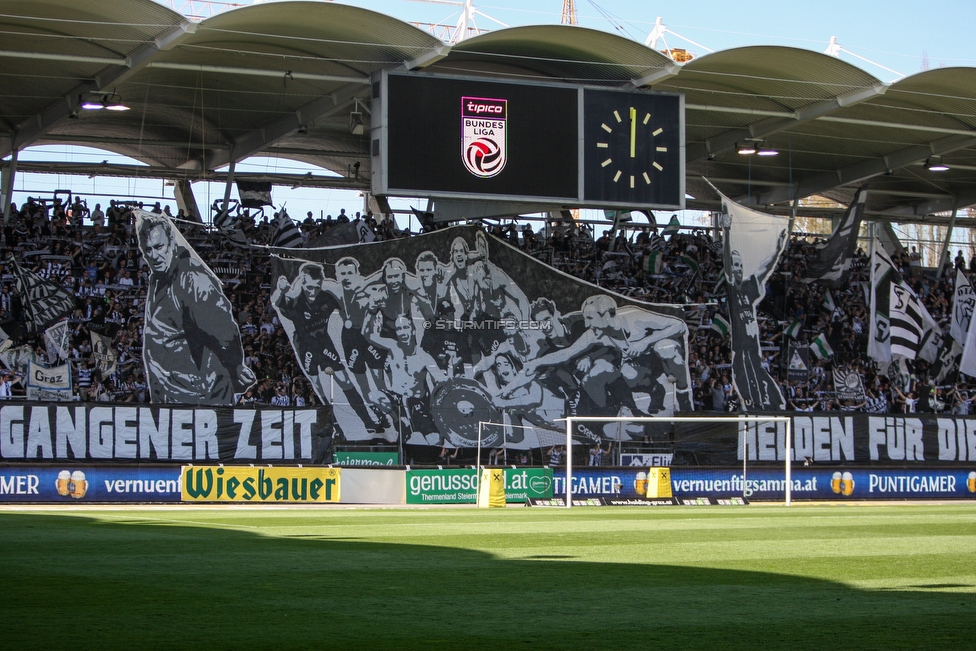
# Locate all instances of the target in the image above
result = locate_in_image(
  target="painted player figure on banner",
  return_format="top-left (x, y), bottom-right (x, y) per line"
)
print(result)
top-left (271, 262), bottom-right (387, 434)
top-left (366, 313), bottom-right (451, 443)
top-left (335, 256), bottom-right (391, 423)
top-left (481, 351), bottom-right (564, 443)
top-left (137, 212), bottom-right (256, 405)
top-left (725, 227), bottom-right (787, 411)
top-left (520, 294), bottom-right (688, 417)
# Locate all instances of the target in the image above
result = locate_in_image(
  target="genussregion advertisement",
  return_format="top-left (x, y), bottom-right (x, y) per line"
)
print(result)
top-left (405, 468), bottom-right (553, 504)
top-left (0, 465), bottom-right (182, 502)
top-left (553, 467), bottom-right (976, 501)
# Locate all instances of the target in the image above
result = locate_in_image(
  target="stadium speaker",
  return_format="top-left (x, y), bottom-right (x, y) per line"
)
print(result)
top-left (349, 111), bottom-right (365, 135)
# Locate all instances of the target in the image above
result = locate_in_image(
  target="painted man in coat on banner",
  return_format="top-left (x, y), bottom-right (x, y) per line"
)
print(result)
top-left (138, 212), bottom-right (255, 404)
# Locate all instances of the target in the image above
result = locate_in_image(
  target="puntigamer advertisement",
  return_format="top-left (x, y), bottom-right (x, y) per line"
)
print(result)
top-left (0, 466), bottom-right (182, 502)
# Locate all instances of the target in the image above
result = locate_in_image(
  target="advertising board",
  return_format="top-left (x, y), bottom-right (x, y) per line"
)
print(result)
top-left (671, 468), bottom-right (976, 501)
top-left (554, 467), bottom-right (976, 501)
top-left (0, 465), bottom-right (182, 502)
top-left (405, 468), bottom-right (554, 504)
top-left (181, 466), bottom-right (340, 503)
top-left (334, 451), bottom-right (399, 466)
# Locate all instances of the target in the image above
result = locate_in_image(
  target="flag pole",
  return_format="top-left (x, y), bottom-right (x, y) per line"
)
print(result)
top-left (868, 221), bottom-right (876, 341)
top-left (59, 319), bottom-right (69, 361)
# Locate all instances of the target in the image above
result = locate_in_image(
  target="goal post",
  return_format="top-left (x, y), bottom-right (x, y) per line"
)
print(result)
top-left (476, 420), bottom-right (543, 469)
top-left (563, 415), bottom-right (794, 507)
top-left (475, 420), bottom-right (548, 500)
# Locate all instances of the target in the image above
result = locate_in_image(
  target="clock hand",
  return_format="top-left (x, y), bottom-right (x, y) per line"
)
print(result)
top-left (629, 107), bottom-right (636, 158)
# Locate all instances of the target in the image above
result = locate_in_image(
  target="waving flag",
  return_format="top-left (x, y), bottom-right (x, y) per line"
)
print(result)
top-left (236, 181), bottom-right (273, 208)
top-left (811, 333), bottom-right (834, 360)
top-left (661, 214), bottom-right (681, 238)
top-left (271, 210), bottom-right (304, 249)
top-left (10, 256), bottom-right (76, 332)
top-left (801, 186), bottom-right (867, 288)
top-left (889, 283), bottom-right (923, 359)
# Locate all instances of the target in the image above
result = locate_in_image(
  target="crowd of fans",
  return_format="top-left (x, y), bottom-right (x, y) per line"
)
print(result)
top-left (0, 192), bottom-right (972, 418)
top-left (467, 219), bottom-right (973, 416)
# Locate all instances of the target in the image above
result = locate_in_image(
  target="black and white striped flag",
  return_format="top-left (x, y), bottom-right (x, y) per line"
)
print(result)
top-left (211, 204), bottom-right (249, 249)
top-left (889, 282), bottom-right (923, 359)
top-left (271, 211), bottom-right (303, 249)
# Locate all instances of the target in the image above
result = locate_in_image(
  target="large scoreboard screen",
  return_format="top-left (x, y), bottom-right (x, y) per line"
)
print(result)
top-left (371, 70), bottom-right (684, 211)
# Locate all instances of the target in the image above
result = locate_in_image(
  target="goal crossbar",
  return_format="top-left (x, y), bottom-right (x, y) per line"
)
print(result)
top-left (562, 415), bottom-right (794, 508)
top-left (475, 420), bottom-right (539, 471)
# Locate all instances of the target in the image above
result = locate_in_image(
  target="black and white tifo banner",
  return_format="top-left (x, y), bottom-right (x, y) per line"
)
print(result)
top-left (718, 191), bottom-right (789, 411)
top-left (671, 413), bottom-right (976, 466)
top-left (0, 403), bottom-right (331, 462)
top-left (271, 225), bottom-right (692, 450)
top-left (134, 211), bottom-right (256, 406)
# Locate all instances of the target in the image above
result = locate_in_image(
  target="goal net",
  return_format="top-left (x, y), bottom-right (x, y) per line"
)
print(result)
top-left (560, 415), bottom-right (794, 506)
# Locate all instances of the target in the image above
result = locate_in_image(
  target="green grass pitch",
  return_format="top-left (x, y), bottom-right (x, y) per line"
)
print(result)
top-left (2, 504), bottom-right (975, 650)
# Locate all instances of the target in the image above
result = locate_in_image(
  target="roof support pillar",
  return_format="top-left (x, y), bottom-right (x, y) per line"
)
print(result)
top-left (937, 202), bottom-right (959, 279)
top-left (172, 179), bottom-right (202, 223)
top-left (786, 195), bottom-right (799, 256)
top-left (1, 149), bottom-right (17, 225)
top-left (221, 159), bottom-right (237, 222)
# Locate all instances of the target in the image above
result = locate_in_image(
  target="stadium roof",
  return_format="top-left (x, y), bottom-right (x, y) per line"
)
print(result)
top-left (2, 0), bottom-right (976, 223)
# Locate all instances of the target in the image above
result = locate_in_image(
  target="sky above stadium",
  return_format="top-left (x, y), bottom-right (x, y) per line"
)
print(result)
top-left (335, 0), bottom-right (976, 79)
top-left (12, 0), bottom-right (976, 229)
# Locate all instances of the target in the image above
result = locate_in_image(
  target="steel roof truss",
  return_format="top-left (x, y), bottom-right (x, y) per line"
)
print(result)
top-left (692, 83), bottom-right (888, 161)
top-left (199, 84), bottom-right (371, 171)
top-left (753, 134), bottom-right (976, 205)
top-left (2, 21), bottom-right (198, 158)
